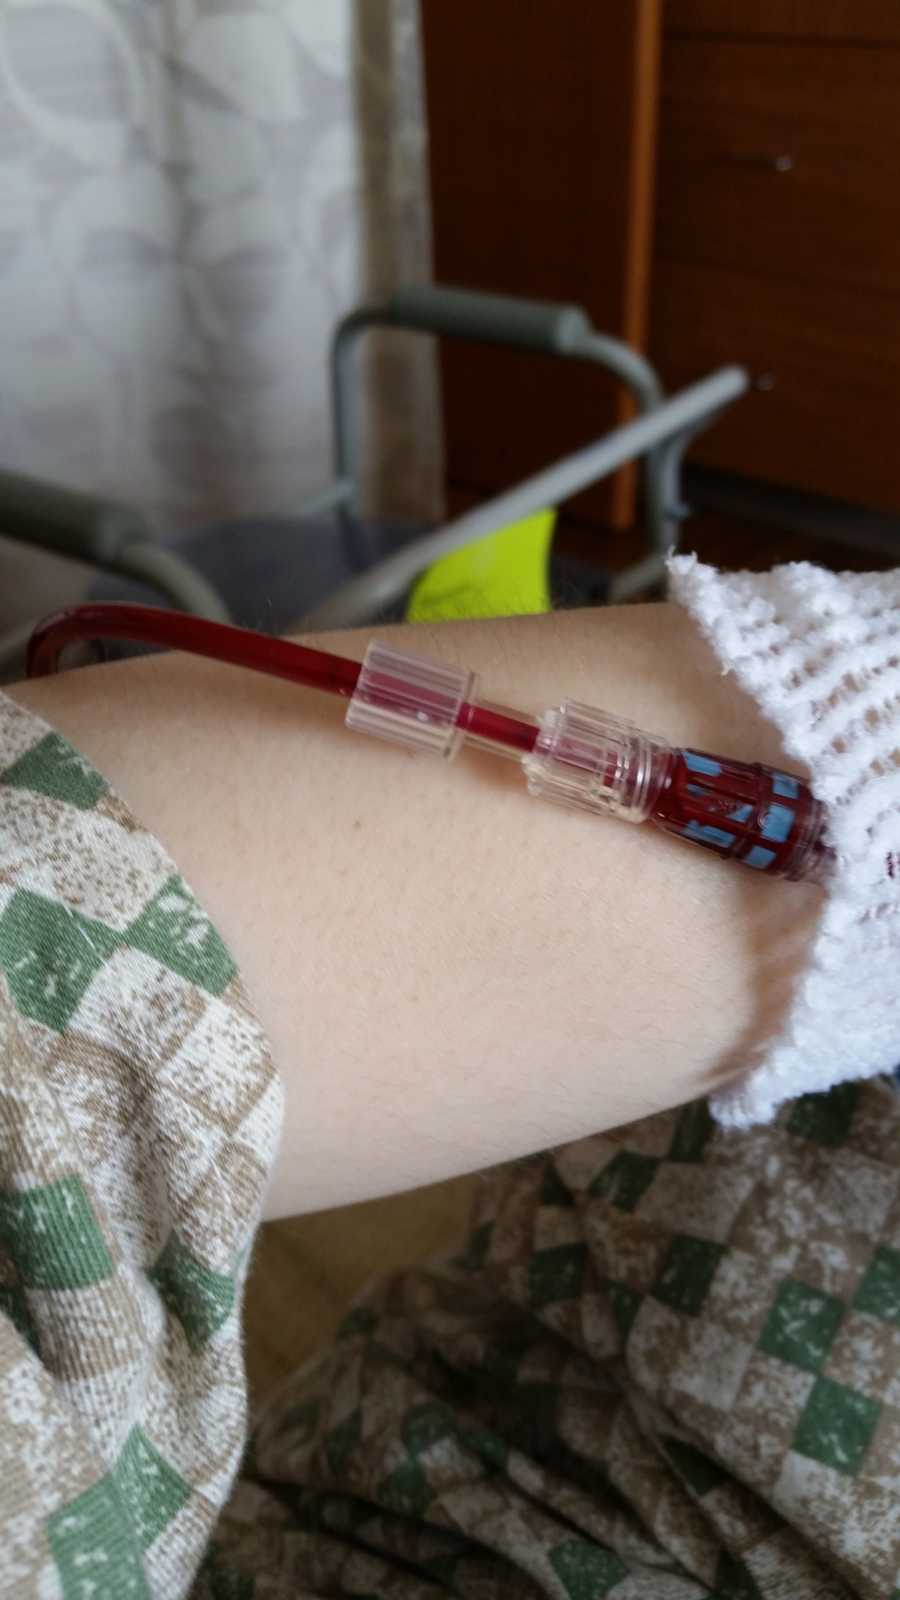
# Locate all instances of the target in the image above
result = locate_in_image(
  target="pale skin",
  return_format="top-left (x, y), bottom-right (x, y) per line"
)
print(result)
top-left (8, 604), bottom-right (820, 1219)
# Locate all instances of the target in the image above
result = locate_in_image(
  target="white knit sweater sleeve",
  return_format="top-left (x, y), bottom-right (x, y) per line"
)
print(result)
top-left (668, 555), bottom-right (900, 1129)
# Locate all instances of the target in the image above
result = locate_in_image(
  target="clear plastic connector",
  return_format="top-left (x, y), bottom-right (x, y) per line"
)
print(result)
top-left (522, 701), bottom-right (672, 822)
top-left (346, 640), bottom-right (477, 760)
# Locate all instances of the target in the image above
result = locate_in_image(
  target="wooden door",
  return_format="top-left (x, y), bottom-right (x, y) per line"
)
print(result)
top-left (420, 1), bottom-right (662, 530)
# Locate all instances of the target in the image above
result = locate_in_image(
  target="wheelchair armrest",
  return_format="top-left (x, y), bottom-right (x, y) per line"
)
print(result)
top-left (0, 469), bottom-right (152, 566)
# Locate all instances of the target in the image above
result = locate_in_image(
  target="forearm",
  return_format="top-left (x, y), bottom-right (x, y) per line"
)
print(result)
top-left (8, 603), bottom-right (819, 1217)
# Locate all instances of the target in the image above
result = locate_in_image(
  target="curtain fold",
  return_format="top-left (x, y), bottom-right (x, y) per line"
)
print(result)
top-left (0, 0), bottom-right (441, 533)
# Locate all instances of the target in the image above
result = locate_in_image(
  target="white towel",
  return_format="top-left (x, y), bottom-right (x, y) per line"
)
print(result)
top-left (670, 555), bottom-right (900, 1128)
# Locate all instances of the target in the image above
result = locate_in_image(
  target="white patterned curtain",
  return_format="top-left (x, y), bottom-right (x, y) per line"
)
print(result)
top-left (0, 0), bottom-right (442, 534)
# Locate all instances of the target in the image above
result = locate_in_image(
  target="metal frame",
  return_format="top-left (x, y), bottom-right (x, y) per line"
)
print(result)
top-left (302, 364), bottom-right (748, 628)
top-left (0, 469), bottom-right (230, 620)
top-left (0, 470), bottom-right (230, 680)
top-left (1, 285), bottom-right (750, 670)
top-left (300, 285), bottom-right (748, 628)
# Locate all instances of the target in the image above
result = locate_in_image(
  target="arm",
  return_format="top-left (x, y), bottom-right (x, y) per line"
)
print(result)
top-left (7, 603), bottom-right (819, 1218)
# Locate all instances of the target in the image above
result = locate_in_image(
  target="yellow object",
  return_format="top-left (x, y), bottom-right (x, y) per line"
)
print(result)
top-left (406, 508), bottom-right (556, 622)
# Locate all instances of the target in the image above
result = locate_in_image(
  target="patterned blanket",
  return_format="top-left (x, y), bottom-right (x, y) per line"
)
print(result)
top-left (0, 692), bottom-right (896, 1598)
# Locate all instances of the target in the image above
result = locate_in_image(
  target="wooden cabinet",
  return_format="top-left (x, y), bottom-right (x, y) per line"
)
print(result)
top-left (423, 2), bottom-right (900, 528)
top-left (652, 262), bottom-right (900, 507)
top-left (666, 1), bottom-right (900, 45)
top-left (650, 15), bottom-right (900, 511)
top-left (420, 1), bottom-right (661, 529)
top-left (654, 40), bottom-right (900, 295)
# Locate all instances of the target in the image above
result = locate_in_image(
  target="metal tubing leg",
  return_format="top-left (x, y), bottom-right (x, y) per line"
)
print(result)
top-left (302, 367), bottom-right (749, 630)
